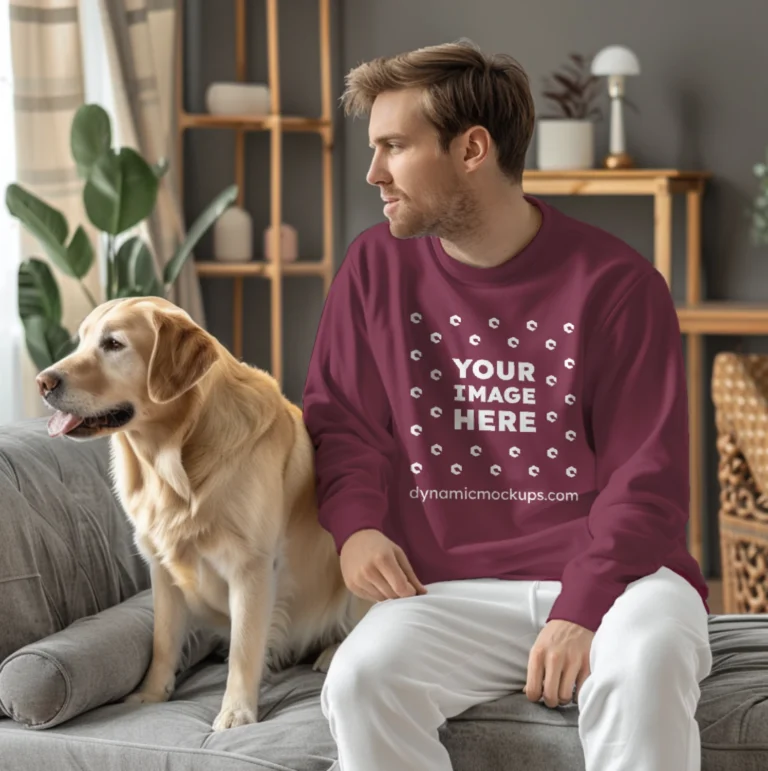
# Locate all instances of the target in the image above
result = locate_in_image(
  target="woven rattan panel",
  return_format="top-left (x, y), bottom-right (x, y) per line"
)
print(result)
top-left (712, 353), bottom-right (768, 613)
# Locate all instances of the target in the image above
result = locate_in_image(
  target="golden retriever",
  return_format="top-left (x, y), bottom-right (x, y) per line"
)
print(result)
top-left (35, 296), bottom-right (370, 730)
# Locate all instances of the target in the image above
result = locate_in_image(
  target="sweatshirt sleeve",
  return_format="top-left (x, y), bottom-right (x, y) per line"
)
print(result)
top-left (547, 269), bottom-right (691, 632)
top-left (301, 247), bottom-right (395, 554)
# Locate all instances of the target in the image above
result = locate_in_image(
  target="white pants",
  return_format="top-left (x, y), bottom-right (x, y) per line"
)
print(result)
top-left (321, 566), bottom-right (712, 771)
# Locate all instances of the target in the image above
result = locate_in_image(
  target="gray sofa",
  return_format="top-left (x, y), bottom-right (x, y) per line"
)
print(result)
top-left (0, 419), bottom-right (767, 771)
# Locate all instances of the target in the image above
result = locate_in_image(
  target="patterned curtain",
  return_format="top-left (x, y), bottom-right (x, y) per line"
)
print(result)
top-left (8, 0), bottom-right (99, 416)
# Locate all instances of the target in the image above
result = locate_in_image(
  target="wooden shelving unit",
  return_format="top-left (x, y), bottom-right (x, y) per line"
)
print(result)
top-left (523, 169), bottom-right (768, 570)
top-left (175, 0), bottom-right (335, 387)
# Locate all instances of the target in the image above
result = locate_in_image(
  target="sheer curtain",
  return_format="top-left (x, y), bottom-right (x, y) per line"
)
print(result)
top-left (0, 0), bottom-right (23, 425)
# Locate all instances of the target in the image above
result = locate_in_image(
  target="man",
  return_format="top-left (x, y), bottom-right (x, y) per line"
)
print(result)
top-left (301, 39), bottom-right (712, 771)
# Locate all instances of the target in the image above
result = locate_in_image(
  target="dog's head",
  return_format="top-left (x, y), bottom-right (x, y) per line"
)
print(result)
top-left (36, 297), bottom-right (219, 441)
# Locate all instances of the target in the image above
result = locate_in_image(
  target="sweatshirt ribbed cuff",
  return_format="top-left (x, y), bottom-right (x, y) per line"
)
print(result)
top-left (319, 503), bottom-right (386, 555)
top-left (546, 576), bottom-right (625, 633)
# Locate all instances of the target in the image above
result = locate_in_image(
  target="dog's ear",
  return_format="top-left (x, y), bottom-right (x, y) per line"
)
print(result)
top-left (147, 310), bottom-right (218, 404)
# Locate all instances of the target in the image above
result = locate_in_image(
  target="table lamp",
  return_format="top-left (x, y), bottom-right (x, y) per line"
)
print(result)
top-left (591, 45), bottom-right (640, 169)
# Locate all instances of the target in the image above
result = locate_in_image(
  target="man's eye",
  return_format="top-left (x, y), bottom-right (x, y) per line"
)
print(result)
top-left (101, 337), bottom-right (124, 352)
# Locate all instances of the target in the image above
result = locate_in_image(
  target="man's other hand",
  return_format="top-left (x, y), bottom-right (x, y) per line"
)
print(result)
top-left (340, 529), bottom-right (428, 602)
top-left (524, 619), bottom-right (594, 708)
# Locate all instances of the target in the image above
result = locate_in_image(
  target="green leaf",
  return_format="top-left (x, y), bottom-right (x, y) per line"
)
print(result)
top-left (83, 147), bottom-right (159, 235)
top-left (163, 184), bottom-right (238, 286)
top-left (21, 316), bottom-right (74, 372)
top-left (6, 184), bottom-right (94, 280)
top-left (116, 286), bottom-right (148, 298)
top-left (22, 316), bottom-right (54, 371)
top-left (44, 323), bottom-right (74, 366)
top-left (115, 237), bottom-right (163, 297)
top-left (18, 258), bottom-right (62, 323)
top-left (5, 183), bottom-right (72, 272)
top-left (152, 158), bottom-right (169, 178)
top-left (106, 250), bottom-right (115, 300)
top-left (65, 225), bottom-right (95, 279)
top-left (553, 74), bottom-right (580, 95)
top-left (113, 241), bottom-right (132, 293)
top-left (71, 104), bottom-right (112, 179)
top-left (54, 334), bottom-right (78, 361)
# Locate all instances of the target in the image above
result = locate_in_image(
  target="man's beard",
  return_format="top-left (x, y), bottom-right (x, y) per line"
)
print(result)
top-left (388, 182), bottom-right (483, 241)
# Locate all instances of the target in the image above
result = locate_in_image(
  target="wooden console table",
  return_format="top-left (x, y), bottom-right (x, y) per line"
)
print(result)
top-left (522, 169), bottom-right (768, 569)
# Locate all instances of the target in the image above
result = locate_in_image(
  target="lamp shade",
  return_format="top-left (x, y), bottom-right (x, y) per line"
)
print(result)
top-left (591, 45), bottom-right (641, 76)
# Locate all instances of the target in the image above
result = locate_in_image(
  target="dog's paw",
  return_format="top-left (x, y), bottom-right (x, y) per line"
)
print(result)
top-left (124, 688), bottom-right (170, 705)
top-left (312, 642), bottom-right (341, 673)
top-left (213, 704), bottom-right (258, 731)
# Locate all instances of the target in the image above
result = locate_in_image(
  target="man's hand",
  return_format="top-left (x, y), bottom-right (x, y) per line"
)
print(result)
top-left (340, 529), bottom-right (428, 602)
top-left (524, 620), bottom-right (594, 708)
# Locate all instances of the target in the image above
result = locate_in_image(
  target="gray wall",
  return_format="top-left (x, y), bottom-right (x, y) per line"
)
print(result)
top-left (185, 0), bottom-right (768, 578)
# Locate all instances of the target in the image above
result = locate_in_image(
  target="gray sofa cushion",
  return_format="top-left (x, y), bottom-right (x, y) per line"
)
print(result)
top-left (0, 420), bottom-right (149, 664)
top-left (0, 590), bottom-right (226, 729)
top-left (0, 614), bottom-right (766, 771)
top-left (0, 662), bottom-right (337, 771)
top-left (696, 614), bottom-right (768, 769)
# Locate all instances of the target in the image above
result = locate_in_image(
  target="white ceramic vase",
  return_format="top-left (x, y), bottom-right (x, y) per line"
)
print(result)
top-left (213, 207), bottom-right (252, 262)
top-left (536, 119), bottom-right (595, 170)
top-left (205, 82), bottom-right (270, 116)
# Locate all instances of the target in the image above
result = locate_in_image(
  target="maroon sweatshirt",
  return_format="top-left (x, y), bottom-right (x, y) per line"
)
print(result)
top-left (302, 195), bottom-right (709, 632)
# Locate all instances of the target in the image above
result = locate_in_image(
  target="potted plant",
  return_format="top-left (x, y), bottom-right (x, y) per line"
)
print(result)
top-left (5, 103), bottom-right (237, 371)
top-left (536, 53), bottom-right (603, 170)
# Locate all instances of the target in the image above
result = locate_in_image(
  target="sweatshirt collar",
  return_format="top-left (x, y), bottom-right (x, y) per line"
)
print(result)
top-left (427, 195), bottom-right (554, 286)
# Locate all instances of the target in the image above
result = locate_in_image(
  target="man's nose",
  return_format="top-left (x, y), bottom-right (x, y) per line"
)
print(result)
top-left (366, 157), bottom-right (391, 187)
top-left (36, 370), bottom-right (62, 396)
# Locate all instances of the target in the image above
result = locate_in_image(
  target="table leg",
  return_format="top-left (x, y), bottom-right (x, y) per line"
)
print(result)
top-left (685, 184), bottom-right (705, 568)
top-left (686, 186), bottom-right (703, 303)
top-left (687, 334), bottom-right (704, 567)
top-left (654, 181), bottom-right (673, 289)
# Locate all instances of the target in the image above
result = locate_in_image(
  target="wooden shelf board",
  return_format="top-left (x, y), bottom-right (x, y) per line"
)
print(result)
top-left (522, 169), bottom-right (711, 196)
top-left (180, 113), bottom-right (330, 133)
top-left (676, 302), bottom-right (768, 334)
top-left (195, 260), bottom-right (329, 278)
top-left (524, 169), bottom-right (712, 180)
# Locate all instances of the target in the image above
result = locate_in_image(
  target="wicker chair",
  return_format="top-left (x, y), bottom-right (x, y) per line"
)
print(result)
top-left (712, 352), bottom-right (768, 613)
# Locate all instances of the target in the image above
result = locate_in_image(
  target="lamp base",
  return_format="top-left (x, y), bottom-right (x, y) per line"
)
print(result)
top-left (603, 152), bottom-right (634, 169)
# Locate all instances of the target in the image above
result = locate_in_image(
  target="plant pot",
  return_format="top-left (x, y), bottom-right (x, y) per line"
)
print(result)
top-left (536, 119), bottom-right (595, 170)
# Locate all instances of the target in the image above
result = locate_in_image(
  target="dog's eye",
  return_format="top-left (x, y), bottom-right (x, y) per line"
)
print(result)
top-left (100, 337), bottom-right (125, 353)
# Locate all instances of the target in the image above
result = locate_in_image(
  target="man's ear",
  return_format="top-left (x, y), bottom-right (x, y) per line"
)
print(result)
top-left (147, 311), bottom-right (218, 404)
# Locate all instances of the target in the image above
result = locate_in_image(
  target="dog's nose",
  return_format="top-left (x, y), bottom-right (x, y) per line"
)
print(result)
top-left (36, 370), bottom-right (62, 396)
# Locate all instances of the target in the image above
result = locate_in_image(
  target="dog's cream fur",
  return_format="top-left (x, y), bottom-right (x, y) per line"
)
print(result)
top-left (37, 297), bottom-right (369, 730)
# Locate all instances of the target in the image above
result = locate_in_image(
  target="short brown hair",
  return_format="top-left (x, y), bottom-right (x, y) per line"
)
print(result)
top-left (341, 39), bottom-right (535, 184)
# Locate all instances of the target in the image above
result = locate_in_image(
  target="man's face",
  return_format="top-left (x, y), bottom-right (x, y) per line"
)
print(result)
top-left (366, 88), bottom-right (480, 239)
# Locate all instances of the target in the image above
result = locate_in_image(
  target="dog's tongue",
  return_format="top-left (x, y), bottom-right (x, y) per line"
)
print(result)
top-left (47, 411), bottom-right (84, 437)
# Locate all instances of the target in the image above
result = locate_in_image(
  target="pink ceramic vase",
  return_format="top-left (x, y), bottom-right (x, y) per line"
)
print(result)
top-left (263, 224), bottom-right (298, 262)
